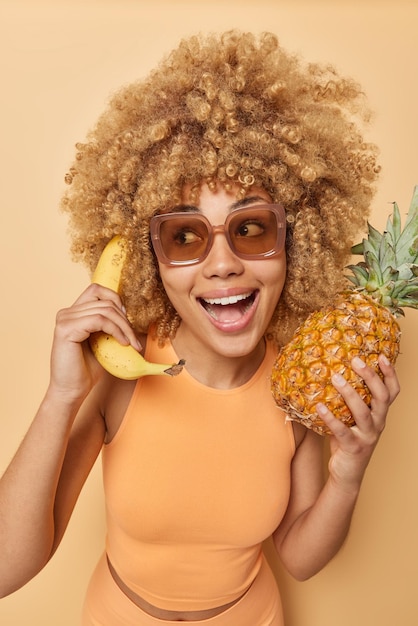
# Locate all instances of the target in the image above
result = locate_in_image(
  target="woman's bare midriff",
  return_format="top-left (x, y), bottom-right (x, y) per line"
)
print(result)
top-left (107, 557), bottom-right (249, 622)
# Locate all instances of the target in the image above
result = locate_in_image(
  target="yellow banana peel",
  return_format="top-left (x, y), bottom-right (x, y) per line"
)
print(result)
top-left (89, 236), bottom-right (185, 379)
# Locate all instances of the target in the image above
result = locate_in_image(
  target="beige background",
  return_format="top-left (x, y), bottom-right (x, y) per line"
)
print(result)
top-left (0, 0), bottom-right (417, 624)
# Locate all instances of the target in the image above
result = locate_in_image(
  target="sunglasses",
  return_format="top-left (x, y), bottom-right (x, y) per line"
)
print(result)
top-left (149, 204), bottom-right (286, 266)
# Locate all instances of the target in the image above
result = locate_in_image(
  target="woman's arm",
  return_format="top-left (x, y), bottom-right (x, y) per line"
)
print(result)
top-left (0, 283), bottom-right (141, 597)
top-left (0, 388), bottom-right (105, 597)
top-left (273, 355), bottom-right (400, 581)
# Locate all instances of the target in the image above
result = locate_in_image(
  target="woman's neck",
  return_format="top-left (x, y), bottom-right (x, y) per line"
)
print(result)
top-left (171, 329), bottom-right (266, 389)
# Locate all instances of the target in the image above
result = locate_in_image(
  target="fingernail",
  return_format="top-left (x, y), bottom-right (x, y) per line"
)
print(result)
top-left (380, 354), bottom-right (390, 366)
top-left (316, 402), bottom-right (328, 416)
top-left (331, 373), bottom-right (346, 387)
top-left (135, 339), bottom-right (143, 351)
top-left (352, 356), bottom-right (366, 369)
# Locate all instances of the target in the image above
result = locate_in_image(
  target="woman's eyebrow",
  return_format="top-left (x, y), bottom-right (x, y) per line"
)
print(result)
top-left (230, 195), bottom-right (270, 210)
top-left (170, 196), bottom-right (269, 214)
top-left (167, 204), bottom-right (200, 213)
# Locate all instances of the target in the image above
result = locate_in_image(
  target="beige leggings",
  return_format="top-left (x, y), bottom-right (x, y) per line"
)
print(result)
top-left (81, 553), bottom-right (284, 625)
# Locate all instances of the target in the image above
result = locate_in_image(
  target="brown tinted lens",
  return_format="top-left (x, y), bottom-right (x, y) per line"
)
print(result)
top-left (158, 215), bottom-right (210, 262)
top-left (228, 208), bottom-right (279, 256)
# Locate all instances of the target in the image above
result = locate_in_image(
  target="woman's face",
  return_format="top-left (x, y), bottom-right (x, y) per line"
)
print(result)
top-left (156, 181), bottom-right (287, 362)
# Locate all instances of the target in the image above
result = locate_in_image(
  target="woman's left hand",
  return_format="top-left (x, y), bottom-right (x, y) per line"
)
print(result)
top-left (316, 354), bottom-right (400, 492)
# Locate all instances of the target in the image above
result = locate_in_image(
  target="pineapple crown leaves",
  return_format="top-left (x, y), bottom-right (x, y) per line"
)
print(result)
top-left (346, 185), bottom-right (418, 316)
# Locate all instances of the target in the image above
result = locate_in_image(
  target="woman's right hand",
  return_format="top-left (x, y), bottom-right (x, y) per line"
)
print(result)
top-left (48, 284), bottom-right (142, 403)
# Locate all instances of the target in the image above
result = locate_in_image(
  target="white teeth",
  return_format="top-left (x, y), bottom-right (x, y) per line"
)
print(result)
top-left (203, 292), bottom-right (253, 306)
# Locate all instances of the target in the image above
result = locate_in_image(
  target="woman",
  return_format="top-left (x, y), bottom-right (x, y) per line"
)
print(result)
top-left (0, 31), bottom-right (399, 624)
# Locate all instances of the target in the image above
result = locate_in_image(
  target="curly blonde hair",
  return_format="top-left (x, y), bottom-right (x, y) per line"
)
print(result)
top-left (61, 30), bottom-right (379, 346)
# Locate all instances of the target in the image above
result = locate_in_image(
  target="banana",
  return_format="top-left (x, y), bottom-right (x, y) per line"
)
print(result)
top-left (89, 235), bottom-right (185, 379)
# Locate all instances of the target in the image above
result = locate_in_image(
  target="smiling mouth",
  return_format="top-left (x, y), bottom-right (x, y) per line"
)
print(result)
top-left (198, 291), bottom-right (257, 322)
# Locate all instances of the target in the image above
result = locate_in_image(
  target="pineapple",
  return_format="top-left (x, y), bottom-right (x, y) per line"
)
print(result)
top-left (271, 185), bottom-right (418, 435)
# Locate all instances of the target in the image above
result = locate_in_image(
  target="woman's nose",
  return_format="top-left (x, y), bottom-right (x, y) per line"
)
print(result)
top-left (202, 230), bottom-right (245, 278)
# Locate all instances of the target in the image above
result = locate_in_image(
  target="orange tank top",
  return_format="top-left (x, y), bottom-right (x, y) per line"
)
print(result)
top-left (102, 336), bottom-right (294, 612)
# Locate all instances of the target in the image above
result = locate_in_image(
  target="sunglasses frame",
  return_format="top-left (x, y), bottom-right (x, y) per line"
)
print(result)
top-left (150, 203), bottom-right (286, 266)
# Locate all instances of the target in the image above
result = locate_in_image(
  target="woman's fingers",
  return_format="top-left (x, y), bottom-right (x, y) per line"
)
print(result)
top-left (376, 353), bottom-right (401, 403)
top-left (71, 282), bottom-right (124, 310)
top-left (56, 283), bottom-right (141, 351)
top-left (316, 355), bottom-right (400, 440)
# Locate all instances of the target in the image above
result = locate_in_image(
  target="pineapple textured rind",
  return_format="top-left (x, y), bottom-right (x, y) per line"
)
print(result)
top-left (271, 292), bottom-right (401, 436)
